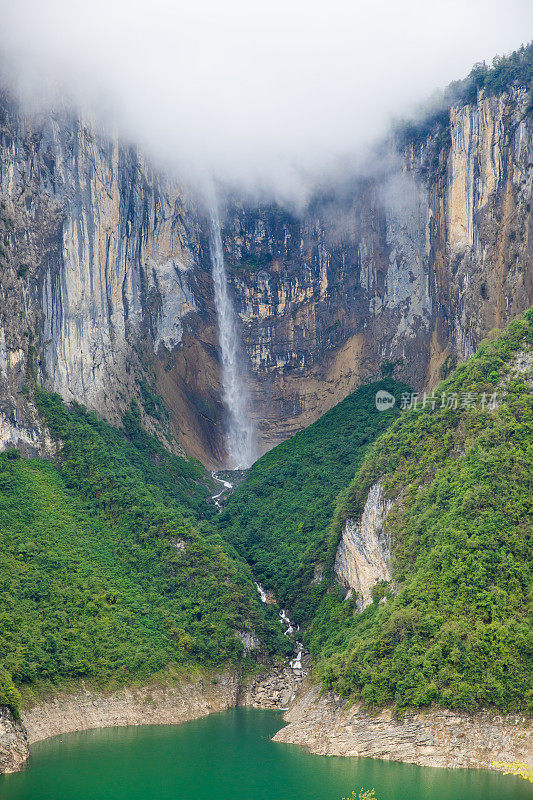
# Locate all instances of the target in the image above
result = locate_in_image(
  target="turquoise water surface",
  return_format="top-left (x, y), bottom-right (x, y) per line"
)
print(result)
top-left (0, 708), bottom-right (530, 800)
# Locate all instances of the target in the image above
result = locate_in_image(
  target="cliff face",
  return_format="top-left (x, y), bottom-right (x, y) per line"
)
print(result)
top-left (0, 95), bottom-right (225, 463)
top-left (225, 86), bottom-right (533, 450)
top-left (220, 176), bottom-right (432, 449)
top-left (334, 480), bottom-right (392, 609)
top-left (417, 87), bottom-right (533, 383)
top-left (0, 86), bottom-right (531, 464)
top-left (0, 709), bottom-right (27, 774)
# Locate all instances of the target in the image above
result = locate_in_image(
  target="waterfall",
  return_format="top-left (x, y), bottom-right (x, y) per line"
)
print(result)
top-left (209, 206), bottom-right (257, 469)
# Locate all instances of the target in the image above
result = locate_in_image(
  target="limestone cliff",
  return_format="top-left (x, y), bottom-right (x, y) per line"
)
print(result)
top-left (0, 93), bottom-right (224, 463)
top-left (334, 480), bottom-right (392, 609)
top-left (0, 84), bottom-right (531, 464)
top-left (225, 86), bottom-right (533, 450)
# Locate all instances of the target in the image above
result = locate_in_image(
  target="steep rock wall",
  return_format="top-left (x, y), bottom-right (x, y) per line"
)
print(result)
top-left (225, 87), bottom-right (533, 449)
top-left (0, 87), bottom-right (531, 463)
top-left (334, 480), bottom-right (392, 609)
top-left (223, 178), bottom-right (432, 449)
top-left (0, 709), bottom-right (28, 774)
top-left (0, 94), bottom-right (226, 463)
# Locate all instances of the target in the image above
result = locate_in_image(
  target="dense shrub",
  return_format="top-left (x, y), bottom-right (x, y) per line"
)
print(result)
top-left (309, 310), bottom-right (533, 713)
top-left (0, 393), bottom-right (290, 712)
top-left (217, 380), bottom-right (410, 622)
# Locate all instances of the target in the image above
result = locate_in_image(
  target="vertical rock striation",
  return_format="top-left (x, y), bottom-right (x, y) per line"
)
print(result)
top-left (334, 480), bottom-right (392, 609)
top-left (0, 92), bottom-right (222, 462)
top-left (0, 85), bottom-right (531, 463)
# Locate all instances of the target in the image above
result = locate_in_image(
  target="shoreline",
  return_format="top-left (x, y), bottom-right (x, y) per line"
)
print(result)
top-left (22, 674), bottom-right (242, 746)
top-left (0, 665), bottom-right (304, 773)
top-left (1, 673), bottom-right (532, 777)
top-left (273, 684), bottom-right (533, 774)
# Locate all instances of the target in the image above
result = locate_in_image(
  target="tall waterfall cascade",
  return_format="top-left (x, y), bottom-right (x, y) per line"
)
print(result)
top-left (209, 207), bottom-right (257, 469)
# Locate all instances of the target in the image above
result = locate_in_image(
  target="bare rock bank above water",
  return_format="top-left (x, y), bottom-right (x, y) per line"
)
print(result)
top-left (273, 685), bottom-right (533, 773)
top-left (2, 673), bottom-right (532, 777)
top-left (0, 665), bottom-right (305, 773)
top-left (0, 709), bottom-right (28, 774)
top-left (22, 676), bottom-right (241, 746)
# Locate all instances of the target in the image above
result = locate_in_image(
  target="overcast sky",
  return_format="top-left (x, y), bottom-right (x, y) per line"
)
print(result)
top-left (1, 0), bottom-right (531, 200)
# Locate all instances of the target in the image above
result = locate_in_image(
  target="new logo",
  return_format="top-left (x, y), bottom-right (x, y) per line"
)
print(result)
top-left (375, 390), bottom-right (396, 412)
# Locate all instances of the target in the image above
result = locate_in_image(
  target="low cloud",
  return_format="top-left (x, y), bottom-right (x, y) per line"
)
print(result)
top-left (1, 0), bottom-right (531, 202)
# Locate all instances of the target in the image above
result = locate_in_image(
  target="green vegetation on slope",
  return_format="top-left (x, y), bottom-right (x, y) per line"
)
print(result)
top-left (310, 312), bottom-right (533, 713)
top-left (0, 393), bottom-right (290, 713)
top-left (395, 41), bottom-right (533, 147)
top-left (218, 380), bottom-right (410, 622)
top-left (2, 309), bottom-right (531, 718)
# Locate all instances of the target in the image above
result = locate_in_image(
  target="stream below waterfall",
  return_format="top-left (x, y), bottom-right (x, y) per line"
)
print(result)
top-left (210, 471), bottom-right (234, 510)
top-left (256, 583), bottom-right (306, 677)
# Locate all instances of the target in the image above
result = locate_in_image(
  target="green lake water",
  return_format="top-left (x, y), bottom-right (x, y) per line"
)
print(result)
top-left (0, 708), bottom-right (530, 800)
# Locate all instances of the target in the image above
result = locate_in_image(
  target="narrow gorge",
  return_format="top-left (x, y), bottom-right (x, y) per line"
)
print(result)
top-left (0, 35), bottom-right (531, 798)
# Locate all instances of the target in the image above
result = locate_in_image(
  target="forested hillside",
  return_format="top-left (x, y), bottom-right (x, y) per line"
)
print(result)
top-left (309, 311), bottom-right (533, 713)
top-left (0, 394), bottom-right (290, 714)
top-left (217, 380), bottom-right (410, 622)
top-left (1, 311), bottom-right (531, 719)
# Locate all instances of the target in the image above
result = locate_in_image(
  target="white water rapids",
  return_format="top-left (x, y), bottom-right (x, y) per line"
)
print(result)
top-left (211, 472), bottom-right (233, 510)
top-left (256, 584), bottom-right (305, 673)
top-left (209, 207), bottom-right (257, 469)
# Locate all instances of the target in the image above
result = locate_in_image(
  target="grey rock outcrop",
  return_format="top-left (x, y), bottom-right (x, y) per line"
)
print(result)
top-left (0, 709), bottom-right (28, 774)
top-left (274, 685), bottom-right (533, 772)
top-left (334, 480), bottom-right (392, 608)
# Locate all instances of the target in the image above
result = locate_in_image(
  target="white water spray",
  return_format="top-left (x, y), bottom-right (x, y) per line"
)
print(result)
top-left (209, 205), bottom-right (257, 469)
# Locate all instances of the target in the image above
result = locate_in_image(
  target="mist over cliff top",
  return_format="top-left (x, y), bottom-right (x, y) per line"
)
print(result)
top-left (1, 0), bottom-right (531, 203)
